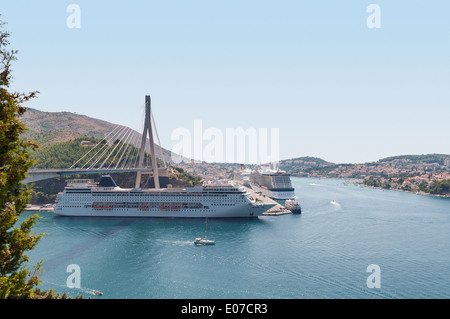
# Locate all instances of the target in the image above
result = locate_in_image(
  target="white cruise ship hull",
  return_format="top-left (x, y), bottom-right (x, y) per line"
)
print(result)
top-left (54, 203), bottom-right (272, 218)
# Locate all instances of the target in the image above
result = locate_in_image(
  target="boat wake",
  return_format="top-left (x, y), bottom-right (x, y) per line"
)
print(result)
top-left (330, 200), bottom-right (341, 208)
top-left (44, 281), bottom-right (103, 296)
top-left (156, 239), bottom-right (193, 246)
top-left (83, 288), bottom-right (103, 296)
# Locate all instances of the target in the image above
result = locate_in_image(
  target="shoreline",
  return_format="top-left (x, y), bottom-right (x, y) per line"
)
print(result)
top-left (291, 175), bottom-right (450, 198)
top-left (362, 184), bottom-right (450, 198)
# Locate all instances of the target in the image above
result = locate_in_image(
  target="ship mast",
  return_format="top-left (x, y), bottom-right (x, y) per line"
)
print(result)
top-left (135, 95), bottom-right (160, 189)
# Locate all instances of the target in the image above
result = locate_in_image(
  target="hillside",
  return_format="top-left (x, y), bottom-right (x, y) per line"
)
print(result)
top-left (278, 156), bottom-right (335, 174)
top-left (377, 154), bottom-right (449, 166)
top-left (277, 154), bottom-right (450, 177)
top-left (21, 108), bottom-right (118, 145)
top-left (21, 107), bottom-right (173, 163)
top-left (277, 154), bottom-right (450, 196)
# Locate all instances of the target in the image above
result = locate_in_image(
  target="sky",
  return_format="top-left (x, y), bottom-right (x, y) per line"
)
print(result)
top-left (2, 0), bottom-right (449, 164)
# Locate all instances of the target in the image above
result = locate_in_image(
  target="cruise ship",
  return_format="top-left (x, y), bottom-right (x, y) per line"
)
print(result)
top-left (53, 175), bottom-right (275, 218)
top-left (250, 168), bottom-right (295, 200)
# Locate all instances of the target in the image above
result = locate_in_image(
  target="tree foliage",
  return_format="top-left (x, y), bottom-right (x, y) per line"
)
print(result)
top-left (0, 17), bottom-right (44, 299)
top-left (30, 136), bottom-right (155, 169)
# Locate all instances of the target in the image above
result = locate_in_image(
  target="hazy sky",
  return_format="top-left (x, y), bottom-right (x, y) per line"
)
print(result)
top-left (2, 1), bottom-right (449, 164)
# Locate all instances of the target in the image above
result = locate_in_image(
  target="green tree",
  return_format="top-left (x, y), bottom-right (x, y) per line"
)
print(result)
top-left (418, 181), bottom-right (429, 193)
top-left (428, 179), bottom-right (450, 195)
top-left (0, 17), bottom-right (43, 298)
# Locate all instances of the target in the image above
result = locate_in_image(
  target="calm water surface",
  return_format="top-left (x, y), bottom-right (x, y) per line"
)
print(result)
top-left (24, 177), bottom-right (450, 299)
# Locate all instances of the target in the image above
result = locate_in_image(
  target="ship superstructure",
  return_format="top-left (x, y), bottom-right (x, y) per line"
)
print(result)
top-left (250, 167), bottom-right (295, 200)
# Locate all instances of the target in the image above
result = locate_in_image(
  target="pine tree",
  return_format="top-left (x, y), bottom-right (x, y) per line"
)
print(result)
top-left (0, 16), bottom-right (43, 299)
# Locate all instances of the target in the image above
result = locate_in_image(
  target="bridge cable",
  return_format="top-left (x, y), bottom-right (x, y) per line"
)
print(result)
top-left (115, 129), bottom-right (137, 169)
top-left (80, 126), bottom-right (124, 169)
top-left (88, 126), bottom-right (128, 169)
top-left (108, 127), bottom-right (134, 169)
top-left (69, 125), bottom-right (121, 169)
top-left (124, 131), bottom-right (140, 169)
top-left (151, 110), bottom-right (167, 169)
top-left (98, 126), bottom-right (130, 168)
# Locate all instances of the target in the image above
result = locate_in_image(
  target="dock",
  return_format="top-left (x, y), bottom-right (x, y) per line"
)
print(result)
top-left (24, 205), bottom-right (54, 212)
top-left (242, 186), bottom-right (291, 216)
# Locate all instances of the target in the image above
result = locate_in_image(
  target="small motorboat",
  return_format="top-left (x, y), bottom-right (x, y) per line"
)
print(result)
top-left (93, 290), bottom-right (103, 296)
top-left (194, 237), bottom-right (215, 245)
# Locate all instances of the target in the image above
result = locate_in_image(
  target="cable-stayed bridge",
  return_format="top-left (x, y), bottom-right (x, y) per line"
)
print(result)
top-left (24, 95), bottom-right (168, 188)
top-left (23, 168), bottom-right (161, 184)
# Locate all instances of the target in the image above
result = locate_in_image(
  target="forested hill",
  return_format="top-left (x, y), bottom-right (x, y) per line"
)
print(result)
top-left (30, 137), bottom-right (98, 169)
top-left (377, 154), bottom-right (449, 165)
top-left (278, 156), bottom-right (335, 175)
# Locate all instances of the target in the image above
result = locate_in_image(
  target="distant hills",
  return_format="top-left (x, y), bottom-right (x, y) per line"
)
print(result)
top-left (278, 156), bottom-right (335, 174)
top-left (377, 154), bottom-right (450, 166)
top-left (21, 107), bottom-right (449, 174)
top-left (20, 107), bottom-right (449, 199)
top-left (277, 154), bottom-right (449, 177)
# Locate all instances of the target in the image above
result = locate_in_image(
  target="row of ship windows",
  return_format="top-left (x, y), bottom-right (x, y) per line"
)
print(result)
top-left (92, 193), bottom-right (242, 197)
top-left (62, 198), bottom-right (235, 202)
top-left (66, 192), bottom-right (243, 197)
top-left (66, 194), bottom-right (242, 198)
top-left (58, 206), bottom-right (214, 212)
top-left (59, 202), bottom-right (236, 208)
top-left (74, 202), bottom-right (205, 209)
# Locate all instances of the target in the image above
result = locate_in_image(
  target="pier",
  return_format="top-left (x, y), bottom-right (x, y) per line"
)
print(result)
top-left (242, 186), bottom-right (291, 216)
top-left (24, 205), bottom-right (54, 212)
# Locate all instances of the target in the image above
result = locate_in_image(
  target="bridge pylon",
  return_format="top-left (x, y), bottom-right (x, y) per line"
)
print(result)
top-left (135, 95), bottom-right (160, 189)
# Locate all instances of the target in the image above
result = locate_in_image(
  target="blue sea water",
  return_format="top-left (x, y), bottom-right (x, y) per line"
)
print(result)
top-left (23, 177), bottom-right (450, 299)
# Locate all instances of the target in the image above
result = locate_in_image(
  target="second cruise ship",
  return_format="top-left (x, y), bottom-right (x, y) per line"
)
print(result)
top-left (249, 168), bottom-right (295, 200)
